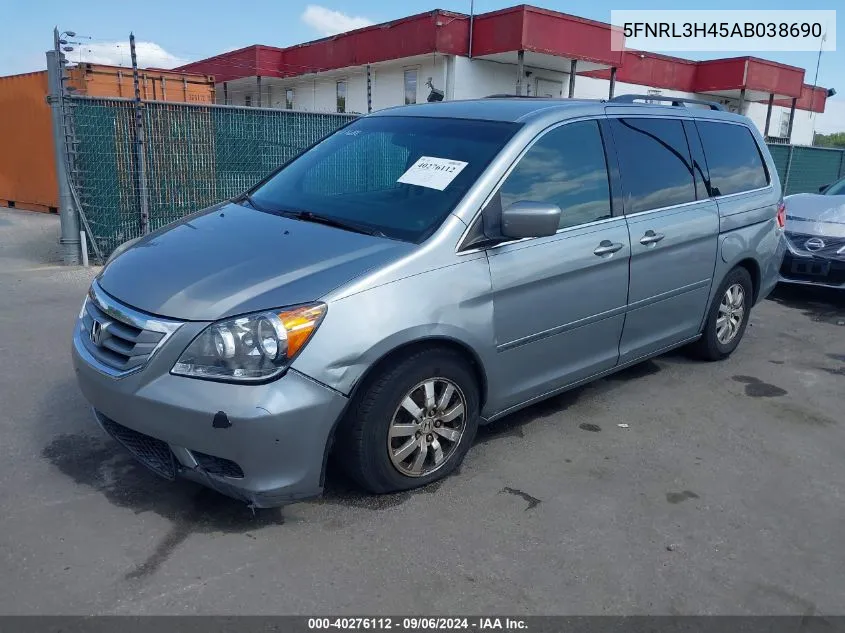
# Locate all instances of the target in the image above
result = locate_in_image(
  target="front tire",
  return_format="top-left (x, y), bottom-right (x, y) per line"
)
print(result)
top-left (691, 266), bottom-right (753, 361)
top-left (337, 348), bottom-right (480, 493)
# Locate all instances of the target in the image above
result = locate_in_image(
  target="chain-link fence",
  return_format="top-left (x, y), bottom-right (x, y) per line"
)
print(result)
top-left (68, 96), bottom-right (357, 258)
top-left (767, 143), bottom-right (845, 196)
top-left (64, 95), bottom-right (845, 260)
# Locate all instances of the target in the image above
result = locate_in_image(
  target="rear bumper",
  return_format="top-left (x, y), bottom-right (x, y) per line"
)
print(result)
top-left (73, 327), bottom-right (349, 507)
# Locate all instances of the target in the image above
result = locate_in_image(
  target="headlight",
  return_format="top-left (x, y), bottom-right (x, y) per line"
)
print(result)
top-left (172, 303), bottom-right (326, 382)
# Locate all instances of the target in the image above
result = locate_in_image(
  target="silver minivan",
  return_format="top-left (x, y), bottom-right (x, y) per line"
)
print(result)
top-left (72, 95), bottom-right (786, 507)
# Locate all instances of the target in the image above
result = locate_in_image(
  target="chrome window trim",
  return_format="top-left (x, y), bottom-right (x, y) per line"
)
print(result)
top-left (620, 184), bottom-right (773, 219)
top-left (460, 214), bottom-right (626, 255)
top-left (710, 184), bottom-right (773, 201)
top-left (456, 114), bottom-right (612, 254)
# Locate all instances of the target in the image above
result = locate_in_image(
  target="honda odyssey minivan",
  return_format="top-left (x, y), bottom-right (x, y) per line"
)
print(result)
top-left (73, 95), bottom-right (786, 507)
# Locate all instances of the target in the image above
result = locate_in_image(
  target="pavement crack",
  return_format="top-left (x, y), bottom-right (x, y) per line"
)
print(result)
top-left (500, 486), bottom-right (541, 511)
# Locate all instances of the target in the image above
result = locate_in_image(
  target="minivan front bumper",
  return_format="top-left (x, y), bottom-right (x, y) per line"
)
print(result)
top-left (72, 326), bottom-right (348, 507)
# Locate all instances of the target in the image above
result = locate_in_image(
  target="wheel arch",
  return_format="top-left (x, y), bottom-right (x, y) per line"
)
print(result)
top-left (346, 336), bottom-right (489, 412)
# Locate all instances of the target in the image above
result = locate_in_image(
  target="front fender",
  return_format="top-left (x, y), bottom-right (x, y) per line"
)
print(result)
top-left (291, 256), bottom-right (498, 404)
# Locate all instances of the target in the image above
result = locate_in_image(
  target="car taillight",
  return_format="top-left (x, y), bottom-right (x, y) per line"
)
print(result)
top-left (776, 201), bottom-right (786, 228)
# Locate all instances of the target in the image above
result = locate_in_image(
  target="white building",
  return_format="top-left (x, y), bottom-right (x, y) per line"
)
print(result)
top-left (178, 5), bottom-right (830, 146)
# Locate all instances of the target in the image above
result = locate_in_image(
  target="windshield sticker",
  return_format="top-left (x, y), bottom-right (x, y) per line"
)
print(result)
top-left (397, 156), bottom-right (469, 191)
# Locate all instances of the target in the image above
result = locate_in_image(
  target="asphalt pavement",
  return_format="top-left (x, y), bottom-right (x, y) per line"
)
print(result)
top-left (1, 207), bottom-right (843, 615)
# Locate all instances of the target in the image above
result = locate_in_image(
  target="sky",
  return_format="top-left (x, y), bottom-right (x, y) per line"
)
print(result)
top-left (4, 0), bottom-right (844, 132)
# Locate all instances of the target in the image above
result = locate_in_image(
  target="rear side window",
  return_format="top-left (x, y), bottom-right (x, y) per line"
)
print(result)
top-left (610, 118), bottom-right (696, 214)
top-left (696, 121), bottom-right (769, 196)
top-left (496, 120), bottom-right (612, 230)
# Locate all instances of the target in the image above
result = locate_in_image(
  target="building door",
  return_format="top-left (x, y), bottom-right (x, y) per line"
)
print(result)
top-left (536, 78), bottom-right (563, 98)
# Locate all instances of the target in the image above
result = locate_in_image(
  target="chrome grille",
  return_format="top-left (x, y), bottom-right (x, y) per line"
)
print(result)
top-left (785, 232), bottom-right (845, 260)
top-left (78, 282), bottom-right (181, 376)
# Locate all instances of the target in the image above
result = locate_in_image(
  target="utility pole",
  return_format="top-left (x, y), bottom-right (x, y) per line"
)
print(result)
top-left (48, 27), bottom-right (81, 265)
top-left (468, 0), bottom-right (474, 58)
top-left (809, 32), bottom-right (826, 143)
top-left (130, 33), bottom-right (150, 235)
top-left (366, 64), bottom-right (372, 113)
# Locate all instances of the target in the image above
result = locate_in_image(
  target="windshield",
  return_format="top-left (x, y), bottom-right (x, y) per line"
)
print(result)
top-left (248, 116), bottom-right (520, 243)
top-left (825, 178), bottom-right (845, 196)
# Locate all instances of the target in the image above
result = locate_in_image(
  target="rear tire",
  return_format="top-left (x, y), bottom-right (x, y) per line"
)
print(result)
top-left (336, 348), bottom-right (480, 494)
top-left (690, 266), bottom-right (753, 361)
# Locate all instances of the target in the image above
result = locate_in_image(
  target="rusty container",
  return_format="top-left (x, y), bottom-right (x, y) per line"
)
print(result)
top-left (0, 71), bottom-right (58, 212)
top-left (67, 63), bottom-right (215, 103)
top-left (0, 64), bottom-right (215, 213)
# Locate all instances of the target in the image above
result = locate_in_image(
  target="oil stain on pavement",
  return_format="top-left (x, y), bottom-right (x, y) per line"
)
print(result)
top-left (732, 375), bottom-right (788, 398)
top-left (666, 490), bottom-right (700, 504)
top-left (42, 433), bottom-right (286, 581)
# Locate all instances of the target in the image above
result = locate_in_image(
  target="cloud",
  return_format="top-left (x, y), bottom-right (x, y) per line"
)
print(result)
top-left (301, 5), bottom-right (374, 36)
top-left (68, 41), bottom-right (187, 69)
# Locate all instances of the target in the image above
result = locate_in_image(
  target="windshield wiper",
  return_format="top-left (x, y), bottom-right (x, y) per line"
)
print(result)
top-left (279, 210), bottom-right (387, 238)
top-left (235, 195), bottom-right (387, 238)
top-left (234, 191), bottom-right (271, 213)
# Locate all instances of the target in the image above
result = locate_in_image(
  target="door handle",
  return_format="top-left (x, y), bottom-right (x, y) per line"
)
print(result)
top-left (593, 240), bottom-right (624, 256)
top-left (640, 230), bottom-right (665, 245)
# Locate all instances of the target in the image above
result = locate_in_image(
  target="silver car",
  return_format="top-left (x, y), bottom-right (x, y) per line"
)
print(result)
top-left (72, 95), bottom-right (786, 507)
top-left (780, 177), bottom-right (845, 289)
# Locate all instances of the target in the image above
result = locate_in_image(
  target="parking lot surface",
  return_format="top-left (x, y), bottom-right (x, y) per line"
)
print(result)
top-left (1, 207), bottom-right (843, 615)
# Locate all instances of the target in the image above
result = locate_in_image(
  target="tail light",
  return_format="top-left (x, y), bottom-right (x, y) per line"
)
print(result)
top-left (776, 201), bottom-right (786, 228)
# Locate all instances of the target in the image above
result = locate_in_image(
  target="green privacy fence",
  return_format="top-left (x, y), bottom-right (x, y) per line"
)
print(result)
top-left (67, 96), bottom-right (845, 259)
top-left (766, 143), bottom-right (845, 196)
top-left (68, 96), bottom-right (357, 258)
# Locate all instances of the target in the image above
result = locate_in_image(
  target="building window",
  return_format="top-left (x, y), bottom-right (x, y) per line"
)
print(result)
top-left (779, 111), bottom-right (791, 138)
top-left (244, 95), bottom-right (252, 107)
top-left (336, 81), bottom-right (347, 113)
top-left (285, 88), bottom-right (294, 110)
top-left (404, 69), bottom-right (418, 105)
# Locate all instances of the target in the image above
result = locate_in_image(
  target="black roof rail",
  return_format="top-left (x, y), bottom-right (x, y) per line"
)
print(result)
top-left (484, 93), bottom-right (545, 99)
top-left (609, 94), bottom-right (725, 111)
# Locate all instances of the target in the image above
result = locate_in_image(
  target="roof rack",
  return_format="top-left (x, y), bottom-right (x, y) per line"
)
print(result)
top-left (483, 94), bottom-right (541, 98)
top-left (609, 94), bottom-right (724, 111)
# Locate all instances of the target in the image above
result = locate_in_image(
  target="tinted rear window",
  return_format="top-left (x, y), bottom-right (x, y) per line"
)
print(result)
top-left (610, 118), bottom-right (696, 214)
top-left (696, 121), bottom-right (769, 196)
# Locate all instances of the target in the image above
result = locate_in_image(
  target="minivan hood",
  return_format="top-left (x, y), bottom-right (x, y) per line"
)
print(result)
top-left (97, 203), bottom-right (414, 321)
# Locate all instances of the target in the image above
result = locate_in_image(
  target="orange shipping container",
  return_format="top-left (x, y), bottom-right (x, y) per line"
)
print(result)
top-left (0, 64), bottom-right (215, 213)
top-left (0, 71), bottom-right (58, 213)
top-left (67, 63), bottom-right (215, 103)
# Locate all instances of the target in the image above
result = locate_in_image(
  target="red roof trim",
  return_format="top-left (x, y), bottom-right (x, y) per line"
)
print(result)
top-left (174, 3), bottom-right (823, 110)
top-left (773, 84), bottom-right (827, 113)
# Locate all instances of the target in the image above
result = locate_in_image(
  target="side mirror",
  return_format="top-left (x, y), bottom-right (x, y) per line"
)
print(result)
top-left (501, 201), bottom-right (561, 239)
top-left (819, 184), bottom-right (830, 193)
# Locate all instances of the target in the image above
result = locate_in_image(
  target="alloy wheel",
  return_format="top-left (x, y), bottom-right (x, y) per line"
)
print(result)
top-left (387, 378), bottom-right (467, 477)
top-left (716, 283), bottom-right (745, 344)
